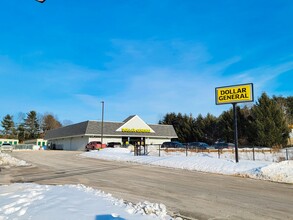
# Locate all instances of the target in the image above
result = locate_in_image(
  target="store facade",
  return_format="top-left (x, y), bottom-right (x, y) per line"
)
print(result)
top-left (24, 139), bottom-right (47, 147)
top-left (0, 139), bottom-right (19, 145)
top-left (45, 115), bottom-right (178, 151)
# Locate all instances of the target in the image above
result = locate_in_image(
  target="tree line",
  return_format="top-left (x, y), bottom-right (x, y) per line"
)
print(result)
top-left (159, 93), bottom-right (293, 148)
top-left (1, 93), bottom-right (292, 148)
top-left (0, 111), bottom-right (64, 143)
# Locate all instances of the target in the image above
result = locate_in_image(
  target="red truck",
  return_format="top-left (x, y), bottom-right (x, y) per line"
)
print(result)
top-left (85, 141), bottom-right (107, 151)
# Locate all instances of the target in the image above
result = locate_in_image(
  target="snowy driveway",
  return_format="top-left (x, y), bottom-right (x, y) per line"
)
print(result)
top-left (1, 150), bottom-right (292, 220)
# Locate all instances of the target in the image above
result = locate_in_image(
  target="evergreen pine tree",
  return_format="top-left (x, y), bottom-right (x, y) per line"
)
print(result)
top-left (285, 97), bottom-right (293, 125)
top-left (17, 124), bottom-right (26, 143)
top-left (218, 109), bottom-right (234, 143)
top-left (193, 114), bottom-right (204, 142)
top-left (217, 106), bottom-right (251, 145)
top-left (1, 114), bottom-right (15, 137)
top-left (25, 111), bottom-right (40, 139)
top-left (238, 106), bottom-right (252, 145)
top-left (181, 113), bottom-right (194, 143)
top-left (159, 112), bottom-right (193, 142)
top-left (249, 93), bottom-right (289, 148)
top-left (202, 113), bottom-right (218, 145)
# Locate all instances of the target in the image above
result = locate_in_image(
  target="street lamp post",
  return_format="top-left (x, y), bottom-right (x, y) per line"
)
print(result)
top-left (101, 101), bottom-right (104, 144)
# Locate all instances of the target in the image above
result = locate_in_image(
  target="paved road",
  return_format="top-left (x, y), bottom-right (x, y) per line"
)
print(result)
top-left (1, 151), bottom-right (292, 220)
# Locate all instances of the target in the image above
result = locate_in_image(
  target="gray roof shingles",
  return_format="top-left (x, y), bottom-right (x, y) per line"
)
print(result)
top-left (45, 121), bottom-right (177, 140)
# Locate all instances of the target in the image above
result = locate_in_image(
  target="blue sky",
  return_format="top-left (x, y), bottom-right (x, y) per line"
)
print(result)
top-left (0, 0), bottom-right (292, 124)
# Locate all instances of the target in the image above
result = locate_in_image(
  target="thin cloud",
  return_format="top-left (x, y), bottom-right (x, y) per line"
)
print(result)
top-left (75, 94), bottom-right (102, 109)
top-left (103, 58), bottom-right (242, 122)
top-left (233, 61), bottom-right (293, 96)
top-left (0, 38), bottom-right (291, 124)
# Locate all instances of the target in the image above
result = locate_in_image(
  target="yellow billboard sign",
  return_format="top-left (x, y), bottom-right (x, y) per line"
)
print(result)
top-left (215, 83), bottom-right (254, 105)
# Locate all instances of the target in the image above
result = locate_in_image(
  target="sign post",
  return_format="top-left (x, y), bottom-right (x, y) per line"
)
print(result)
top-left (215, 83), bottom-right (254, 163)
top-left (232, 103), bottom-right (239, 162)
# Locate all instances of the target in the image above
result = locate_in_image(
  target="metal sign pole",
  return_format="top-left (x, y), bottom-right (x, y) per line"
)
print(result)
top-left (233, 103), bottom-right (239, 163)
top-left (215, 83), bottom-right (254, 163)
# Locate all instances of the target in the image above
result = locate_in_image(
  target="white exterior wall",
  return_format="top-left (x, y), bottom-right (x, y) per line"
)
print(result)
top-left (88, 137), bottom-right (122, 145)
top-left (145, 137), bottom-right (171, 145)
top-left (49, 136), bottom-right (89, 151)
top-left (104, 137), bottom-right (122, 144)
top-left (24, 139), bottom-right (47, 146)
top-left (48, 136), bottom-right (172, 151)
top-left (116, 115), bottom-right (155, 133)
top-left (0, 139), bottom-right (19, 145)
top-left (0, 138), bottom-right (18, 145)
top-left (103, 136), bottom-right (171, 145)
top-left (88, 137), bottom-right (102, 143)
top-left (49, 136), bottom-right (124, 151)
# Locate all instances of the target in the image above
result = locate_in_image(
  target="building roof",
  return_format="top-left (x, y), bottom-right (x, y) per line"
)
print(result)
top-left (123, 115), bottom-right (136, 123)
top-left (45, 120), bottom-right (177, 140)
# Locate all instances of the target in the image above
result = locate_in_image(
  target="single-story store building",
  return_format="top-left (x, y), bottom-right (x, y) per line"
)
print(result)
top-left (24, 139), bottom-right (47, 147)
top-left (0, 138), bottom-right (19, 145)
top-left (45, 115), bottom-right (178, 151)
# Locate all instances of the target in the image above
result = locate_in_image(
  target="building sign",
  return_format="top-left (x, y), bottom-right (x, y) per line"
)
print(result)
top-left (121, 128), bottom-right (151, 133)
top-left (215, 83), bottom-right (254, 105)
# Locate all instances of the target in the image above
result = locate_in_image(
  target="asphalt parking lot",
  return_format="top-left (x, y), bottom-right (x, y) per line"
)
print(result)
top-left (1, 150), bottom-right (293, 220)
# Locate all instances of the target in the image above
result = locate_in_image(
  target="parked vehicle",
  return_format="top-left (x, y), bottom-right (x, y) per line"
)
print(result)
top-left (107, 142), bottom-right (121, 148)
top-left (85, 141), bottom-right (106, 151)
top-left (213, 142), bottom-right (235, 149)
top-left (187, 142), bottom-right (210, 149)
top-left (161, 141), bottom-right (185, 148)
top-left (0, 143), bottom-right (13, 152)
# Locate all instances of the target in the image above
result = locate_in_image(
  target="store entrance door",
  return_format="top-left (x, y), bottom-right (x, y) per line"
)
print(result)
top-left (122, 137), bottom-right (145, 146)
top-left (122, 137), bottom-right (146, 155)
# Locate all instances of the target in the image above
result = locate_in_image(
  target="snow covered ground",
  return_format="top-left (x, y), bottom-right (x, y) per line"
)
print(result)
top-left (0, 183), bottom-right (171, 220)
top-left (1, 147), bottom-right (292, 220)
top-left (0, 153), bottom-right (30, 168)
top-left (81, 147), bottom-right (293, 184)
top-left (0, 153), bottom-right (172, 220)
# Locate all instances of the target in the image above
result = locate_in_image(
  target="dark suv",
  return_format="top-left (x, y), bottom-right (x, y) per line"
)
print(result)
top-left (161, 141), bottom-right (185, 148)
top-left (187, 142), bottom-right (210, 149)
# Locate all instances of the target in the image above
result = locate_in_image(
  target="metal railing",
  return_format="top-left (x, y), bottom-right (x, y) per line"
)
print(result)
top-left (12, 144), bottom-right (45, 150)
top-left (146, 144), bottom-right (293, 162)
top-left (13, 144), bottom-right (35, 150)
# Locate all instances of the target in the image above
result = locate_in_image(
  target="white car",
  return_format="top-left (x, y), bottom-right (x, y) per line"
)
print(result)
top-left (0, 143), bottom-right (13, 152)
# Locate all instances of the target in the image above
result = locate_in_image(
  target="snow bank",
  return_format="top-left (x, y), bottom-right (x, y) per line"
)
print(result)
top-left (81, 148), bottom-right (293, 184)
top-left (150, 147), bottom-right (292, 163)
top-left (0, 183), bottom-right (172, 220)
top-left (247, 160), bottom-right (293, 183)
top-left (0, 153), bottom-right (172, 219)
top-left (0, 153), bottom-right (30, 168)
top-left (1, 149), bottom-right (291, 220)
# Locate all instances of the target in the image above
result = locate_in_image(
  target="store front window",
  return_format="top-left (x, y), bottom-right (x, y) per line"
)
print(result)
top-left (122, 137), bottom-right (145, 146)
